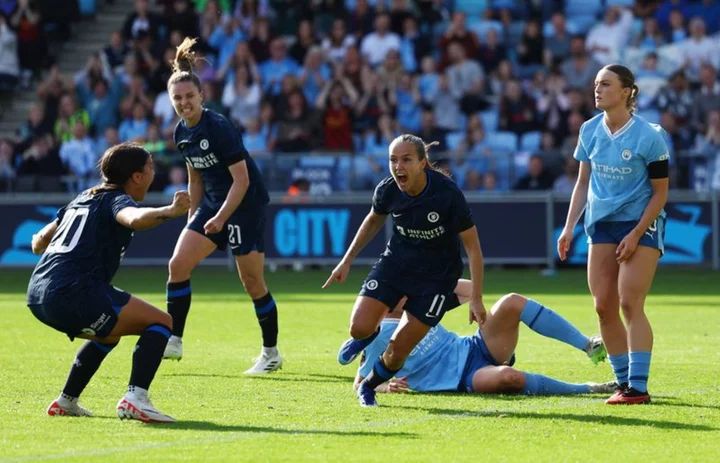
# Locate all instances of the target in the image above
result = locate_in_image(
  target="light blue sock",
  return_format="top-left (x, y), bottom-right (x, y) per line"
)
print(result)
top-left (521, 373), bottom-right (591, 395)
top-left (629, 351), bottom-right (651, 393)
top-left (520, 299), bottom-right (589, 351)
top-left (608, 353), bottom-right (629, 385)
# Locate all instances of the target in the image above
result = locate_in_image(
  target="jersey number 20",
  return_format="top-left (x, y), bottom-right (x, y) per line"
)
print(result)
top-left (47, 208), bottom-right (90, 254)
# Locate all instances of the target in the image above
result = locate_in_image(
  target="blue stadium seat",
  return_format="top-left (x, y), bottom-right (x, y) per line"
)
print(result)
top-left (455, 0), bottom-right (488, 19)
top-left (446, 132), bottom-right (466, 151)
top-left (606, 0), bottom-right (635, 7)
top-left (566, 15), bottom-right (598, 35)
top-left (486, 131), bottom-right (519, 151)
top-left (520, 131), bottom-right (542, 152)
top-left (507, 21), bottom-right (526, 48)
top-left (565, 0), bottom-right (603, 19)
top-left (478, 110), bottom-right (499, 132)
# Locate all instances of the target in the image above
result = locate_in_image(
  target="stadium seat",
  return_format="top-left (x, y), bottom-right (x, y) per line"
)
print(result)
top-left (565, 15), bottom-right (598, 35)
top-left (486, 131), bottom-right (519, 151)
top-left (479, 110), bottom-right (499, 132)
top-left (520, 131), bottom-right (542, 152)
top-left (455, 0), bottom-right (488, 19)
top-left (606, 0), bottom-right (635, 7)
top-left (446, 132), bottom-right (466, 151)
top-left (467, 20), bottom-right (504, 41)
top-left (565, 0), bottom-right (603, 19)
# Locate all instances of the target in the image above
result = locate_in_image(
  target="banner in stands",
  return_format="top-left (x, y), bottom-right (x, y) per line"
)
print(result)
top-left (553, 201), bottom-right (714, 265)
top-left (0, 199), bottom-right (714, 267)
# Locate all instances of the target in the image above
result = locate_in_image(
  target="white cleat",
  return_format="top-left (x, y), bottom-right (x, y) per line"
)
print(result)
top-left (587, 381), bottom-right (620, 394)
top-left (47, 399), bottom-right (92, 417)
top-left (244, 351), bottom-right (283, 375)
top-left (163, 336), bottom-right (183, 361)
top-left (116, 390), bottom-right (175, 423)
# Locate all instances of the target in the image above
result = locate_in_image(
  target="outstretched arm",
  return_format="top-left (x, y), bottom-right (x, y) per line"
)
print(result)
top-left (115, 191), bottom-right (191, 231)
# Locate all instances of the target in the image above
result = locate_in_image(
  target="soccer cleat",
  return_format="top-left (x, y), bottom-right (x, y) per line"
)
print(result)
top-left (586, 381), bottom-right (620, 394)
top-left (163, 336), bottom-right (183, 361)
top-left (584, 335), bottom-right (607, 365)
top-left (116, 391), bottom-right (175, 423)
top-left (606, 387), bottom-right (651, 405)
top-left (46, 399), bottom-right (92, 417)
top-left (337, 337), bottom-right (370, 365)
top-left (244, 351), bottom-right (283, 374)
top-left (357, 383), bottom-right (378, 407)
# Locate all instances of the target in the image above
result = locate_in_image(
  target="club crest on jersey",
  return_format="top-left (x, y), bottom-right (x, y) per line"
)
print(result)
top-left (621, 149), bottom-right (632, 161)
top-left (365, 279), bottom-right (378, 290)
top-left (200, 139), bottom-right (210, 150)
top-left (427, 211), bottom-right (439, 223)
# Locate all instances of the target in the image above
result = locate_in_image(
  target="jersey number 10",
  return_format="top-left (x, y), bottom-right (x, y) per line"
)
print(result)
top-left (47, 208), bottom-right (90, 254)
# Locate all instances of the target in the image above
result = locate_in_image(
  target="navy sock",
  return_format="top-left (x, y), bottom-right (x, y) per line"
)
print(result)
top-left (167, 280), bottom-right (191, 337)
top-left (520, 299), bottom-right (589, 351)
top-left (253, 292), bottom-right (278, 348)
top-left (608, 353), bottom-right (629, 386)
top-left (363, 357), bottom-right (400, 390)
top-left (629, 351), bottom-right (651, 393)
top-left (521, 372), bottom-right (591, 395)
top-left (129, 324), bottom-right (171, 391)
top-left (63, 340), bottom-right (117, 398)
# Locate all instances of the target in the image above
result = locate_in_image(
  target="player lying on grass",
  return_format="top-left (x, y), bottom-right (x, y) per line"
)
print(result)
top-left (339, 280), bottom-right (615, 397)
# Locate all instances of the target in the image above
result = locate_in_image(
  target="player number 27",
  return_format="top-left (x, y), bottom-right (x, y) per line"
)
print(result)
top-left (228, 224), bottom-right (242, 245)
top-left (47, 208), bottom-right (89, 254)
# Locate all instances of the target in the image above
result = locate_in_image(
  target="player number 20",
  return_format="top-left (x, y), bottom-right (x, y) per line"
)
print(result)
top-left (228, 224), bottom-right (242, 245)
top-left (47, 208), bottom-right (90, 254)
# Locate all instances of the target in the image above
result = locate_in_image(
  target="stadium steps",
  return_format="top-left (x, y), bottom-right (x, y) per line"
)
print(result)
top-left (0, 1), bottom-right (134, 139)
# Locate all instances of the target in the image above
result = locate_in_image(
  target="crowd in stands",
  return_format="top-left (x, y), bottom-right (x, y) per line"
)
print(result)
top-left (0, 0), bottom-right (720, 195)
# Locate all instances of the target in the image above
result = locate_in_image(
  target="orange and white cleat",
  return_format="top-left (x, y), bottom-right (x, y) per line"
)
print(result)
top-left (116, 389), bottom-right (175, 423)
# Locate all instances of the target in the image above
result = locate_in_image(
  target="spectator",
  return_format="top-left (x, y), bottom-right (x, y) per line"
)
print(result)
top-left (499, 80), bottom-right (538, 137)
top-left (417, 110), bottom-right (447, 152)
top-left (258, 101), bottom-right (277, 149)
top-left (692, 64), bottom-right (720, 134)
top-left (247, 16), bottom-right (272, 63)
top-left (122, 0), bottom-right (164, 42)
top-left (289, 19), bottom-right (318, 65)
top-left (560, 111), bottom-right (585, 156)
top-left (118, 103), bottom-right (150, 142)
top-left (243, 118), bottom-right (269, 155)
top-left (545, 12), bottom-right (572, 65)
top-left (0, 138), bottom-right (16, 191)
top-left (0, 12), bottom-right (19, 91)
top-left (312, 0), bottom-right (349, 37)
top-left (682, 17), bottom-right (720, 81)
top-left (94, 126), bottom-right (119, 160)
top-left (297, 46), bottom-right (330, 107)
top-left (143, 124), bottom-right (167, 157)
top-left (399, 16), bottom-right (430, 74)
top-left (482, 171), bottom-right (499, 192)
top-left (438, 12), bottom-right (479, 72)
top-left (216, 40), bottom-right (260, 87)
top-left (561, 36), bottom-right (602, 91)
top-left (427, 74), bottom-right (462, 132)
top-left (54, 95), bottom-right (90, 144)
top-left (260, 37), bottom-right (300, 96)
top-left (477, 28), bottom-right (506, 76)
top-left (167, 0), bottom-right (200, 39)
top-left (552, 156), bottom-right (579, 193)
top-left (517, 19), bottom-right (544, 71)
top-left (537, 71), bottom-right (570, 142)
top-left (349, 0), bottom-right (375, 39)
top-left (377, 48), bottom-right (403, 89)
top-left (417, 55), bottom-right (439, 104)
top-left (667, 9), bottom-right (687, 43)
top-left (322, 18), bottom-right (356, 64)
top-left (586, 6), bottom-right (634, 64)
top-left (162, 165), bottom-right (188, 196)
top-left (656, 70), bottom-right (695, 125)
top-left (59, 120), bottom-right (97, 192)
top-left (233, 0), bottom-right (269, 36)
top-left (634, 17), bottom-right (665, 50)
top-left (360, 13), bottom-right (401, 68)
top-left (353, 70), bottom-right (389, 133)
top-left (15, 102), bottom-right (50, 152)
top-left (17, 133), bottom-right (65, 181)
top-left (316, 78), bottom-right (358, 152)
top-left (223, 63), bottom-right (262, 128)
top-left (635, 51), bottom-right (665, 79)
top-left (208, 16), bottom-right (245, 71)
top-left (101, 31), bottom-right (130, 76)
top-left (388, 72), bottom-right (421, 132)
top-left (275, 90), bottom-right (320, 152)
top-left (10, 0), bottom-right (46, 87)
top-left (120, 74), bottom-right (154, 118)
top-left (270, 0), bottom-right (310, 37)
top-left (445, 42), bottom-right (487, 114)
top-left (514, 154), bottom-right (555, 190)
top-left (201, 80), bottom-right (226, 115)
top-left (78, 77), bottom-right (123, 137)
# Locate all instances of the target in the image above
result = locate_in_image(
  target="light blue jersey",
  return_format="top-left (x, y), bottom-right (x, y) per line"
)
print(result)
top-left (574, 113), bottom-right (670, 236)
top-left (359, 319), bottom-right (471, 392)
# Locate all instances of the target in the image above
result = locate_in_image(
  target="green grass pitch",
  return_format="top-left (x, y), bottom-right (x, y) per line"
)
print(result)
top-left (0, 267), bottom-right (718, 462)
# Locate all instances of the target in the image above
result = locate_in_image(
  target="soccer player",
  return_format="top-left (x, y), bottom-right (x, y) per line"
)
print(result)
top-left (163, 38), bottom-right (282, 374)
top-left (27, 143), bottom-right (190, 423)
top-left (344, 281), bottom-right (613, 396)
top-left (558, 64), bottom-right (670, 405)
top-left (324, 134), bottom-right (486, 407)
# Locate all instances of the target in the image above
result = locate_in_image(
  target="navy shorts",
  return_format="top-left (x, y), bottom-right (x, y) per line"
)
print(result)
top-left (458, 331), bottom-right (517, 393)
top-left (187, 203), bottom-right (266, 256)
top-left (588, 217), bottom-right (665, 255)
top-left (359, 266), bottom-right (460, 327)
top-left (28, 282), bottom-right (131, 340)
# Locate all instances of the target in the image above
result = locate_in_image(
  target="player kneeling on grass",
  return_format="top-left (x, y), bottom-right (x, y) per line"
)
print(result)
top-left (27, 143), bottom-right (190, 423)
top-left (340, 280), bottom-right (615, 397)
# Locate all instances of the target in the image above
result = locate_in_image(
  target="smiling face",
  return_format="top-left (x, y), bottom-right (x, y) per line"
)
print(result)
top-left (593, 68), bottom-right (630, 112)
top-left (389, 141), bottom-right (427, 194)
top-left (170, 80), bottom-right (203, 126)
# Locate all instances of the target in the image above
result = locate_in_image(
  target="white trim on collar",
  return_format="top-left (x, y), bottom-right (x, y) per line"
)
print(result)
top-left (602, 115), bottom-right (635, 140)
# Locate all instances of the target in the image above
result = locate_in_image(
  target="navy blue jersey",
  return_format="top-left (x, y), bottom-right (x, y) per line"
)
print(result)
top-left (27, 190), bottom-right (137, 304)
top-left (372, 169), bottom-right (474, 285)
top-left (174, 109), bottom-right (269, 209)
